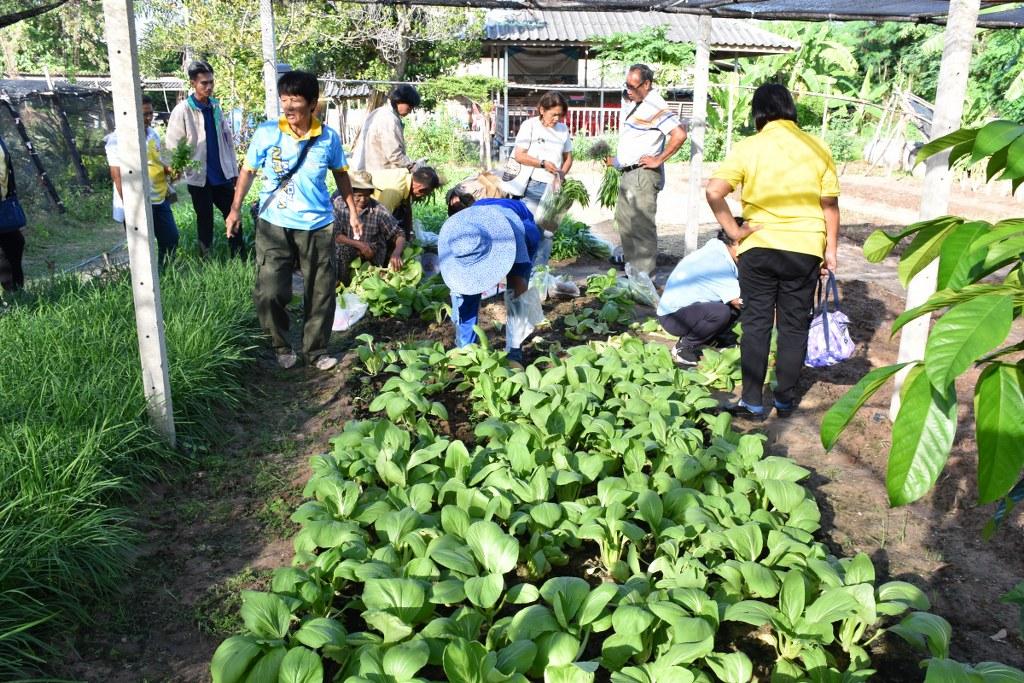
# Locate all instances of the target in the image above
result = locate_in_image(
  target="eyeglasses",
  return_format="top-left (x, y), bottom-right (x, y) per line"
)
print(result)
top-left (624, 80), bottom-right (649, 92)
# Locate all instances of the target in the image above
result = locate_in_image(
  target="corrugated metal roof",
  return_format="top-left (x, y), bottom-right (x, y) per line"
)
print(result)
top-left (484, 10), bottom-right (800, 52)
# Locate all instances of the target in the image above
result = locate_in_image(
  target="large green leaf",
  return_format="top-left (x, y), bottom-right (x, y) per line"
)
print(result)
top-left (763, 479), bottom-right (806, 514)
top-left (278, 647), bottom-right (323, 683)
top-left (465, 520), bottom-right (520, 575)
top-left (429, 534), bottom-right (479, 576)
top-left (211, 635), bottom-right (263, 683)
top-left (541, 577), bottom-right (591, 627)
top-left (974, 364), bottom-right (1024, 503)
top-left (892, 284), bottom-right (1019, 334)
top-left (923, 294), bottom-right (1013, 390)
top-left (362, 578), bottom-right (429, 624)
top-left (382, 638), bottom-right (430, 680)
top-left (705, 651), bottom-right (754, 683)
top-left (240, 591), bottom-right (291, 640)
top-left (723, 600), bottom-right (775, 627)
top-left (292, 618), bottom-right (345, 649)
top-left (821, 363), bottom-right (908, 450)
top-left (803, 587), bottom-right (862, 624)
top-left (545, 662), bottom-right (599, 683)
top-left (936, 221), bottom-right (990, 290)
top-left (915, 128), bottom-right (978, 166)
top-left (898, 220), bottom-right (961, 287)
top-left (739, 561), bottom-right (780, 598)
top-left (1001, 134), bottom-right (1024, 180)
top-left (531, 632), bottom-right (581, 678)
top-left (497, 640), bottom-right (538, 675)
top-left (888, 369), bottom-right (958, 506)
top-left (243, 647), bottom-right (286, 683)
top-left (973, 662), bottom-right (1024, 683)
top-left (888, 611), bottom-right (952, 659)
top-left (971, 121), bottom-right (1024, 163)
top-left (722, 523), bottom-right (764, 561)
top-left (443, 638), bottom-right (490, 683)
top-left (465, 573), bottom-right (504, 610)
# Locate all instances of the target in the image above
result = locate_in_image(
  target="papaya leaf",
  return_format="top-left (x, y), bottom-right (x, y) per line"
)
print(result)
top-left (821, 364), bottom-right (909, 450)
top-left (915, 127), bottom-right (978, 166)
top-left (974, 364), bottom-right (1024, 503)
top-left (887, 369), bottom-right (958, 506)
top-left (923, 294), bottom-right (1013, 390)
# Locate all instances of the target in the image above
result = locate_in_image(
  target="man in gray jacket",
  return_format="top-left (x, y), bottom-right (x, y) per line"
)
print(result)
top-left (166, 60), bottom-right (241, 257)
top-left (351, 84), bottom-right (420, 172)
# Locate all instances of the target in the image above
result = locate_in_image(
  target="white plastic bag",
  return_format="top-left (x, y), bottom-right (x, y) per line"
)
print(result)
top-left (413, 219), bottom-right (439, 246)
top-left (624, 263), bottom-right (660, 308)
top-left (533, 230), bottom-right (554, 268)
top-left (505, 287), bottom-right (545, 350)
top-left (333, 292), bottom-right (368, 332)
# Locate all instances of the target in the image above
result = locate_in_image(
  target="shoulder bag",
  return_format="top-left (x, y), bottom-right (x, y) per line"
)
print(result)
top-left (0, 140), bottom-right (27, 232)
top-left (251, 131), bottom-right (322, 222)
top-left (500, 119), bottom-right (534, 197)
top-left (805, 270), bottom-right (855, 367)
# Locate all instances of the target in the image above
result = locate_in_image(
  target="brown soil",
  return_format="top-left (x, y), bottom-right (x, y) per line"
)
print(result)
top-left (51, 172), bottom-right (1024, 681)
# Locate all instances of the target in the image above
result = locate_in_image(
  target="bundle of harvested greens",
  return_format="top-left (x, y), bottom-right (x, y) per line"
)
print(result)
top-left (535, 177), bottom-right (590, 230)
top-left (597, 166), bottom-right (619, 209)
top-left (169, 139), bottom-right (201, 175)
top-left (583, 139), bottom-right (619, 209)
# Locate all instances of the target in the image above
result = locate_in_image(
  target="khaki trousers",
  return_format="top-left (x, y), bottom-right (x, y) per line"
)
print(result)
top-left (614, 166), bottom-right (663, 276)
top-left (254, 218), bottom-right (336, 361)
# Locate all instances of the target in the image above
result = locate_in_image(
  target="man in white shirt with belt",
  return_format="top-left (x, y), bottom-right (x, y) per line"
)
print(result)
top-left (606, 64), bottom-right (687, 276)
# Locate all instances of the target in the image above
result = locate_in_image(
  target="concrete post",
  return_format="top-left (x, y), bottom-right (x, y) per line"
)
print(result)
top-left (891, 0), bottom-right (980, 419)
top-left (685, 14), bottom-right (711, 254)
top-left (102, 0), bottom-right (176, 446)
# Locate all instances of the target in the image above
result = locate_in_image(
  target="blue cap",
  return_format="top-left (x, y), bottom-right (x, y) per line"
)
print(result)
top-left (438, 205), bottom-right (524, 295)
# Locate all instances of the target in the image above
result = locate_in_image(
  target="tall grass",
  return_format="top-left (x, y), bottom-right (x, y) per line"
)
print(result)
top-left (0, 255), bottom-right (259, 677)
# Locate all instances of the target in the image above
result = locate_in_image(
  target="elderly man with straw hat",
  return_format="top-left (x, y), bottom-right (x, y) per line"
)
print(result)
top-left (439, 198), bottom-right (544, 367)
top-left (332, 170), bottom-right (407, 286)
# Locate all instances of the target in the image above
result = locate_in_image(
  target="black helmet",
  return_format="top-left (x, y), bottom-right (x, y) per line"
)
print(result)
top-left (389, 84), bottom-right (421, 109)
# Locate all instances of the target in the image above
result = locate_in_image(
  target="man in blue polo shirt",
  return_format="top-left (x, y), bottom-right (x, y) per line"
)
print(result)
top-left (225, 70), bottom-right (362, 371)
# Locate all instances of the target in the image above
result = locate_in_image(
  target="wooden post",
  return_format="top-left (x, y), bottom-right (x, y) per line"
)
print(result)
top-left (820, 90), bottom-right (830, 140)
top-left (260, 0), bottom-right (279, 120)
top-left (503, 47), bottom-right (510, 149)
top-left (54, 94), bottom-right (92, 189)
top-left (891, 0), bottom-right (980, 419)
top-left (726, 63), bottom-right (737, 155)
top-left (102, 0), bottom-right (176, 446)
top-left (685, 14), bottom-right (711, 254)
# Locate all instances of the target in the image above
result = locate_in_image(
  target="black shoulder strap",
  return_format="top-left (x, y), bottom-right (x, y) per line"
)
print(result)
top-left (257, 131), bottom-right (321, 217)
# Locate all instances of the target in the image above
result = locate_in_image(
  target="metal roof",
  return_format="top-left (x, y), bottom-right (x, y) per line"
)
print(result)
top-left (485, 10), bottom-right (799, 53)
top-left (346, 1), bottom-right (1024, 29)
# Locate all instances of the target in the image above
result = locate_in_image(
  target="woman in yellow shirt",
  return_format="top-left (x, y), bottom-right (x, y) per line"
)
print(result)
top-left (706, 83), bottom-right (840, 420)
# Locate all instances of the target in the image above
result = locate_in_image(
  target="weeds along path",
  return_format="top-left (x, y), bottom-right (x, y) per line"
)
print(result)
top-left (0, 257), bottom-right (262, 680)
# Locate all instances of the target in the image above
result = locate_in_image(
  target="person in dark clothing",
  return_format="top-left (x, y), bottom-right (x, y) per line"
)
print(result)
top-left (0, 135), bottom-right (27, 292)
top-left (166, 60), bottom-right (241, 257)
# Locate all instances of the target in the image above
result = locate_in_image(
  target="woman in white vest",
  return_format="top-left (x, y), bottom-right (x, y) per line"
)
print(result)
top-left (512, 91), bottom-right (573, 215)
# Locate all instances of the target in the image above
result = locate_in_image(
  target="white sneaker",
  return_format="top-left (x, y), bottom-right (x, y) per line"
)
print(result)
top-left (276, 352), bottom-right (298, 369)
top-left (314, 355), bottom-right (339, 371)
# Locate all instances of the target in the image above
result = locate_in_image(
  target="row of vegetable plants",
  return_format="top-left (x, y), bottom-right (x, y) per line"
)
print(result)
top-left (211, 330), bottom-right (1017, 681)
top-left (0, 257), bottom-right (261, 679)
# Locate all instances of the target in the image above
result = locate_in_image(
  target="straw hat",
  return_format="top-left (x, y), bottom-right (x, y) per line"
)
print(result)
top-left (349, 170), bottom-right (374, 192)
top-left (438, 205), bottom-right (523, 295)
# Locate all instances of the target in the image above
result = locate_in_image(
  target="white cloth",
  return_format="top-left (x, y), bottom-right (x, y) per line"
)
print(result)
top-left (104, 128), bottom-right (162, 222)
top-left (514, 117), bottom-right (571, 184)
top-left (615, 90), bottom-right (682, 167)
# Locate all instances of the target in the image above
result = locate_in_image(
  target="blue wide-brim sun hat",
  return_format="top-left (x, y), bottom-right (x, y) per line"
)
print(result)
top-left (438, 205), bottom-right (522, 295)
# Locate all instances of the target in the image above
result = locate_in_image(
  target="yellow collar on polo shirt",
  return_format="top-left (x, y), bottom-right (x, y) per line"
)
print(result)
top-left (278, 116), bottom-right (323, 141)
